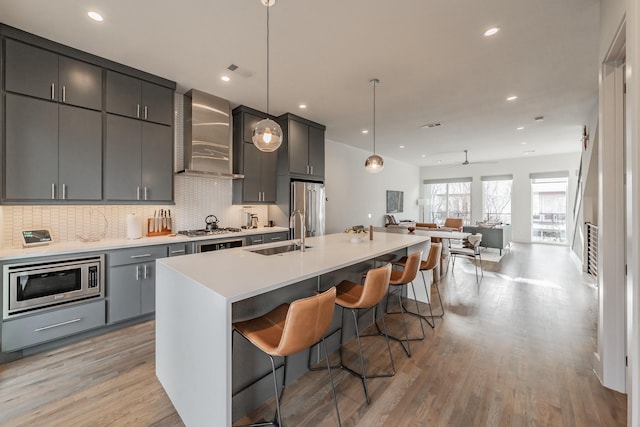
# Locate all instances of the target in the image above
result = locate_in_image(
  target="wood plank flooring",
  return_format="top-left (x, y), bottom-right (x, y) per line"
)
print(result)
top-left (0, 243), bottom-right (626, 426)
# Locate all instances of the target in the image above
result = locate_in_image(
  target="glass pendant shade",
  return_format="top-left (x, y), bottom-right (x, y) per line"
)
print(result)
top-left (252, 118), bottom-right (283, 152)
top-left (365, 154), bottom-right (384, 173)
top-left (365, 78), bottom-right (384, 173)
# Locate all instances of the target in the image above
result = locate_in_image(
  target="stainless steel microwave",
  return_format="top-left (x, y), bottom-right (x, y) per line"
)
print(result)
top-left (3, 255), bottom-right (104, 318)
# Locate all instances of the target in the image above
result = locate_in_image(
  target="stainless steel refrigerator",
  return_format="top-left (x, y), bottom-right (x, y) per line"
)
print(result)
top-left (291, 181), bottom-right (325, 240)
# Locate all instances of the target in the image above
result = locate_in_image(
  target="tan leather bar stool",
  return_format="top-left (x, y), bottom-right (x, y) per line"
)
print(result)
top-left (329, 263), bottom-right (395, 404)
top-left (393, 243), bottom-right (444, 327)
top-left (233, 287), bottom-right (341, 427)
top-left (383, 250), bottom-right (425, 357)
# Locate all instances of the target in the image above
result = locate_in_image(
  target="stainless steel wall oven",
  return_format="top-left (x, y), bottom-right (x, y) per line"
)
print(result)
top-left (3, 255), bottom-right (104, 318)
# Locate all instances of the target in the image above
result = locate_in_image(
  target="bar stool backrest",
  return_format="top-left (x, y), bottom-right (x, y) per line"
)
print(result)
top-left (391, 250), bottom-right (423, 285)
top-left (276, 287), bottom-right (337, 356)
top-left (359, 263), bottom-right (392, 309)
top-left (422, 243), bottom-right (442, 271)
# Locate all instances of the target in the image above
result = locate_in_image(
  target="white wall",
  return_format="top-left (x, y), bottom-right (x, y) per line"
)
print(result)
top-left (420, 152), bottom-right (581, 243)
top-left (324, 139), bottom-right (420, 234)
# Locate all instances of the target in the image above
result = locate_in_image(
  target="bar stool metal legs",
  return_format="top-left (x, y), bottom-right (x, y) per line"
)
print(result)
top-left (336, 305), bottom-right (395, 404)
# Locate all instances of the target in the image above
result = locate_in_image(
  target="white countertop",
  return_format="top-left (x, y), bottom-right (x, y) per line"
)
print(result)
top-left (0, 226), bottom-right (289, 261)
top-left (157, 231), bottom-right (430, 303)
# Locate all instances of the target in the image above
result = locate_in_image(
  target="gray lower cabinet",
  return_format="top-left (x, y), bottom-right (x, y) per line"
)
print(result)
top-left (4, 93), bottom-right (102, 201)
top-left (168, 242), bottom-right (191, 257)
top-left (107, 245), bottom-right (166, 323)
top-left (246, 231), bottom-right (288, 246)
top-left (1, 300), bottom-right (106, 352)
top-left (105, 115), bottom-right (173, 202)
top-left (265, 231), bottom-right (288, 243)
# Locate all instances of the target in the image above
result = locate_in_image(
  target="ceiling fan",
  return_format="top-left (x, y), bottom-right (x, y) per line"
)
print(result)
top-left (458, 149), bottom-right (496, 166)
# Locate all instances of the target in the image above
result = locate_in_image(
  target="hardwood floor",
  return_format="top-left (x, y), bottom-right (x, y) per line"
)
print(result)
top-left (0, 243), bottom-right (626, 426)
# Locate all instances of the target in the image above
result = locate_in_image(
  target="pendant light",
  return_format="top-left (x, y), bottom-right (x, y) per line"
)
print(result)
top-left (252, 0), bottom-right (283, 152)
top-left (365, 78), bottom-right (384, 173)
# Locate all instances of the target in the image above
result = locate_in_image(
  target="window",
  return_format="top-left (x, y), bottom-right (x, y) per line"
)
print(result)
top-left (530, 173), bottom-right (568, 243)
top-left (482, 175), bottom-right (512, 224)
top-left (423, 178), bottom-right (471, 225)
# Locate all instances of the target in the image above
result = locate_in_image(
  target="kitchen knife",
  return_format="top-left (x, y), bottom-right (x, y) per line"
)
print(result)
top-left (162, 209), bottom-right (167, 230)
top-left (167, 209), bottom-right (172, 230)
top-left (151, 210), bottom-right (156, 233)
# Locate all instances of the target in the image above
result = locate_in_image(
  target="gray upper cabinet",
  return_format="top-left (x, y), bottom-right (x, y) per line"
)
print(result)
top-left (105, 115), bottom-right (173, 202)
top-left (2, 26), bottom-right (176, 204)
top-left (4, 38), bottom-right (102, 110)
top-left (4, 94), bottom-right (102, 201)
top-left (276, 113), bottom-right (326, 180)
top-left (106, 70), bottom-right (174, 126)
top-left (232, 106), bottom-right (277, 204)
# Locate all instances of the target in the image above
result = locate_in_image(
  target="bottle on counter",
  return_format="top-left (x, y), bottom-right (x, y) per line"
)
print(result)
top-left (369, 224), bottom-right (373, 240)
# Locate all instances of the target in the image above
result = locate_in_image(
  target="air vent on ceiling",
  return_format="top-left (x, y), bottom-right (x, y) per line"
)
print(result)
top-left (534, 116), bottom-right (544, 122)
top-left (421, 122), bottom-right (443, 129)
top-left (225, 63), bottom-right (253, 78)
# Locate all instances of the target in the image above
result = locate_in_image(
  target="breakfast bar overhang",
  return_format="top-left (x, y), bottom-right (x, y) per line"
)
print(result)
top-left (155, 232), bottom-right (430, 427)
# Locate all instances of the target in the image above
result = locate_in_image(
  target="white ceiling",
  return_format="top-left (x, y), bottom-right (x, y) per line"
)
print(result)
top-left (0, 0), bottom-right (600, 167)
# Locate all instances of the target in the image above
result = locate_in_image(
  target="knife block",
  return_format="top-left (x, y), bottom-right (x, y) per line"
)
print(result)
top-left (147, 218), bottom-right (172, 237)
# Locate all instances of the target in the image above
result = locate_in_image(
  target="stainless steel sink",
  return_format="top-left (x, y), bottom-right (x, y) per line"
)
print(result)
top-left (249, 243), bottom-right (311, 256)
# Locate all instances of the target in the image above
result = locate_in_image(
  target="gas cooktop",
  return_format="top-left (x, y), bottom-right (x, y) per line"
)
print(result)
top-left (177, 228), bottom-right (241, 238)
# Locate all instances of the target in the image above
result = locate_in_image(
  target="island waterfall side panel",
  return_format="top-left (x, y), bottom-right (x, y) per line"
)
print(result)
top-left (155, 262), bottom-right (232, 427)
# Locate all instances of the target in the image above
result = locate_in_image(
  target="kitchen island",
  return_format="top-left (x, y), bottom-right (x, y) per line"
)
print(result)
top-left (155, 231), bottom-right (429, 427)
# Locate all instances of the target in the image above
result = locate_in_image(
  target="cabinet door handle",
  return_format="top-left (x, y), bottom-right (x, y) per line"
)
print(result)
top-left (137, 186), bottom-right (141, 200)
top-left (170, 249), bottom-right (185, 255)
top-left (143, 264), bottom-right (149, 279)
top-left (310, 165), bottom-right (313, 175)
top-left (62, 85), bottom-right (66, 103)
top-left (131, 253), bottom-right (152, 259)
top-left (144, 187), bottom-right (149, 200)
top-left (51, 83), bottom-right (55, 100)
top-left (137, 104), bottom-right (141, 118)
top-left (34, 318), bottom-right (81, 332)
top-left (271, 236), bottom-right (282, 241)
top-left (144, 106), bottom-right (148, 120)
top-left (136, 265), bottom-right (140, 281)
top-left (62, 184), bottom-right (67, 200)
top-left (51, 183), bottom-right (56, 200)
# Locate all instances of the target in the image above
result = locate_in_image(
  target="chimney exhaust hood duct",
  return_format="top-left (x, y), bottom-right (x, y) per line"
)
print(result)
top-left (178, 89), bottom-right (243, 178)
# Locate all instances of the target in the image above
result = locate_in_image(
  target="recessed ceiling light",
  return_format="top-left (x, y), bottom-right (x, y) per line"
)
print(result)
top-left (362, 130), bottom-right (368, 134)
top-left (484, 27), bottom-right (500, 37)
top-left (88, 11), bottom-right (103, 22)
top-left (521, 141), bottom-right (527, 145)
top-left (299, 104), bottom-right (307, 109)
top-left (517, 126), bottom-right (525, 130)
top-left (399, 145), bottom-right (405, 149)
top-left (221, 75), bottom-right (230, 82)
top-left (421, 154), bottom-right (426, 158)
top-left (507, 95), bottom-right (518, 101)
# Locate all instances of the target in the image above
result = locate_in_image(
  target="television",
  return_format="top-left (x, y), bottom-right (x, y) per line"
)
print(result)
top-left (386, 190), bottom-right (404, 213)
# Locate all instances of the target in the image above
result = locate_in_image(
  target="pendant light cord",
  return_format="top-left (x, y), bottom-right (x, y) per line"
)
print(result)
top-left (266, 3), bottom-right (270, 115)
top-left (372, 79), bottom-right (377, 155)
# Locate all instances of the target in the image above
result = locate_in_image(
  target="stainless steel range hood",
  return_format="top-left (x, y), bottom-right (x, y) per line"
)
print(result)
top-left (178, 89), bottom-right (243, 178)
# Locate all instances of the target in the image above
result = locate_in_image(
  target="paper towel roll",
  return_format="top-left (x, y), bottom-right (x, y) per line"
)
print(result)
top-left (126, 213), bottom-right (142, 239)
